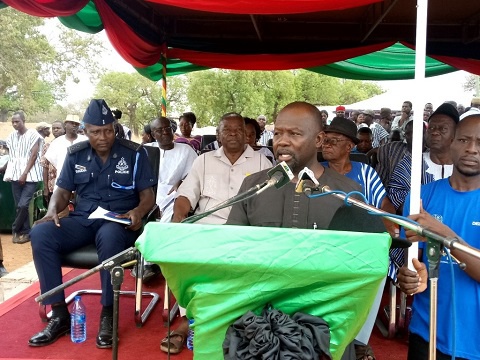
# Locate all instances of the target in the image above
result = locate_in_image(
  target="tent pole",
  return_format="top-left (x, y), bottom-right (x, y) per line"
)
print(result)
top-left (161, 50), bottom-right (167, 117)
top-left (411, 1), bottom-right (436, 360)
top-left (408, 0), bottom-right (428, 266)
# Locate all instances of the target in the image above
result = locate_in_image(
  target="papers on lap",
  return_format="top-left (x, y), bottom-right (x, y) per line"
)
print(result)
top-left (88, 206), bottom-right (132, 225)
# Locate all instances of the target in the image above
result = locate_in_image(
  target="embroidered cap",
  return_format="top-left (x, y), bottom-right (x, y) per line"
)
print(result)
top-left (83, 99), bottom-right (115, 126)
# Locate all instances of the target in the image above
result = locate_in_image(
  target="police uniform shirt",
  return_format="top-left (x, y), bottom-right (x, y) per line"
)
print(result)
top-left (56, 139), bottom-right (156, 218)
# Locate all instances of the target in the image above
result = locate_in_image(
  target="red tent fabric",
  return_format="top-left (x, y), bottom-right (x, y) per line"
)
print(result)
top-left (145, 0), bottom-right (381, 14)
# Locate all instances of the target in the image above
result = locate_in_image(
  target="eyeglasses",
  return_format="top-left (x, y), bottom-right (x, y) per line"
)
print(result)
top-left (152, 126), bottom-right (172, 134)
top-left (323, 137), bottom-right (350, 146)
top-left (427, 125), bottom-right (450, 134)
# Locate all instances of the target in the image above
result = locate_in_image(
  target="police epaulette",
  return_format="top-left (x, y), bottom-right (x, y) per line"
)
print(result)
top-left (117, 138), bottom-right (143, 152)
top-left (67, 140), bottom-right (89, 154)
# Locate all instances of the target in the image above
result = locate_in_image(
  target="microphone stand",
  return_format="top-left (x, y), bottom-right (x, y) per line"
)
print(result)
top-left (309, 185), bottom-right (480, 360)
top-left (181, 181), bottom-right (270, 224)
top-left (35, 247), bottom-right (138, 360)
top-left (311, 185), bottom-right (480, 259)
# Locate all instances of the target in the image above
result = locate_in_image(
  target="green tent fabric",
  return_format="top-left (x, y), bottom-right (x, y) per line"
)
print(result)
top-left (133, 42), bottom-right (457, 80)
top-left (136, 223), bottom-right (391, 359)
top-left (307, 42), bottom-right (456, 80)
top-left (58, 2), bottom-right (103, 34)
top-left (134, 60), bottom-right (208, 80)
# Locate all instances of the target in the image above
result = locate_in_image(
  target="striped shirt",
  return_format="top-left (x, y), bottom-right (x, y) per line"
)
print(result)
top-left (387, 151), bottom-right (453, 211)
top-left (259, 130), bottom-right (273, 146)
top-left (375, 141), bottom-right (409, 187)
top-left (322, 161), bottom-right (386, 208)
top-left (4, 129), bottom-right (43, 182)
top-left (370, 122), bottom-right (389, 148)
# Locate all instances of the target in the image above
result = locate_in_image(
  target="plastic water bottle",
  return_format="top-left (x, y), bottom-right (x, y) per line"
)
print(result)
top-left (186, 318), bottom-right (194, 350)
top-left (71, 295), bottom-right (86, 343)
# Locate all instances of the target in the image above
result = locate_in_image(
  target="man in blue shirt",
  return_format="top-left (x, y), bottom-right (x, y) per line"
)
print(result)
top-left (398, 109), bottom-right (480, 360)
top-left (28, 99), bottom-right (156, 349)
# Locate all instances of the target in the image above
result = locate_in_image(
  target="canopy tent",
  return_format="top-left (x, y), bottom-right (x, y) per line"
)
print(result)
top-left (2, 0), bottom-right (480, 80)
top-left (347, 86), bottom-right (475, 112)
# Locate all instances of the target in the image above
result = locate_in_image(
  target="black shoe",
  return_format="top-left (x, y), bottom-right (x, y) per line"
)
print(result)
top-left (0, 266), bottom-right (8, 278)
top-left (130, 264), bottom-right (161, 283)
top-left (96, 315), bottom-right (114, 348)
top-left (142, 264), bottom-right (161, 283)
top-left (28, 316), bottom-right (70, 347)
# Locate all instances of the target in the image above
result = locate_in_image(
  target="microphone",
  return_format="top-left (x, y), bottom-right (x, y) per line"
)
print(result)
top-left (295, 167), bottom-right (320, 195)
top-left (182, 161), bottom-right (293, 223)
top-left (256, 161), bottom-right (294, 194)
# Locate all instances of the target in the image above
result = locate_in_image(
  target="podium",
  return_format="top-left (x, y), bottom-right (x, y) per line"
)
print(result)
top-left (136, 223), bottom-right (390, 360)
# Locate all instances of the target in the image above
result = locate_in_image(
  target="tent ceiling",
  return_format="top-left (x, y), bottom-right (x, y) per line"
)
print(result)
top-left (3, 0), bottom-right (480, 79)
top-left (126, 0), bottom-right (480, 56)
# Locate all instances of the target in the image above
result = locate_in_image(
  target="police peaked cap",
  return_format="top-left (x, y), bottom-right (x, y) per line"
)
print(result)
top-left (83, 99), bottom-right (115, 126)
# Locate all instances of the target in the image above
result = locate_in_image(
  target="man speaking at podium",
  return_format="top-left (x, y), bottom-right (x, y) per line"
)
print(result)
top-left (227, 101), bottom-right (361, 229)
top-left (227, 101), bottom-right (379, 359)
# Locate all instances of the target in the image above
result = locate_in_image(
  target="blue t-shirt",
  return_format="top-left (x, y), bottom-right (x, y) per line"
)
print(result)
top-left (322, 161), bottom-right (386, 208)
top-left (404, 178), bottom-right (480, 359)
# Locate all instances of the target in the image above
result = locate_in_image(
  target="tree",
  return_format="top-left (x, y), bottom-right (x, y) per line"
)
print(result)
top-left (185, 70), bottom-right (384, 126)
top-left (338, 80), bottom-right (384, 105)
top-left (0, 9), bottom-right (104, 121)
top-left (293, 70), bottom-right (341, 105)
top-left (464, 74), bottom-right (479, 96)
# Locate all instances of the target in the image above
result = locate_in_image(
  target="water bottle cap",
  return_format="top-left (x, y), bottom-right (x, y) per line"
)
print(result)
top-left (188, 318), bottom-right (194, 325)
top-left (74, 295), bottom-right (81, 301)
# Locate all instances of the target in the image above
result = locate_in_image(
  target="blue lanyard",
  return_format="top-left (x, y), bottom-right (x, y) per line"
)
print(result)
top-left (110, 152), bottom-right (139, 190)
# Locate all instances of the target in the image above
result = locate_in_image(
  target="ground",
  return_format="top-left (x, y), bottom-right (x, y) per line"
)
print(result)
top-left (1, 233), bottom-right (33, 272)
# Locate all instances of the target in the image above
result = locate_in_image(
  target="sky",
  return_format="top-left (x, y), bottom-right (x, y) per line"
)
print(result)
top-left (44, 19), bottom-right (475, 109)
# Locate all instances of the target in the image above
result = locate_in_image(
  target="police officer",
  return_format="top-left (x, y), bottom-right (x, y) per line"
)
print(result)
top-left (28, 99), bottom-right (156, 348)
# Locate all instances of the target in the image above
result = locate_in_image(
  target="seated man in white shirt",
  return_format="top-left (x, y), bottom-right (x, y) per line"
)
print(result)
top-left (139, 116), bottom-right (198, 280)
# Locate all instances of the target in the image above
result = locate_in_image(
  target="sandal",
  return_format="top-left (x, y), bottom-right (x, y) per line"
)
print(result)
top-left (355, 344), bottom-right (375, 360)
top-left (160, 330), bottom-right (186, 354)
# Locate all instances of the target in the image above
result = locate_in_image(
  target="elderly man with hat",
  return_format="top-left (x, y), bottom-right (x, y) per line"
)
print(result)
top-left (387, 102), bottom-right (459, 213)
top-left (28, 99), bottom-right (156, 349)
top-left (357, 109), bottom-right (389, 148)
top-left (321, 117), bottom-right (396, 222)
top-left (321, 117), bottom-right (397, 359)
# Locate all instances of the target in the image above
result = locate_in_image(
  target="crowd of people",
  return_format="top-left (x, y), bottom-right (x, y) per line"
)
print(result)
top-left (0, 96), bottom-right (480, 360)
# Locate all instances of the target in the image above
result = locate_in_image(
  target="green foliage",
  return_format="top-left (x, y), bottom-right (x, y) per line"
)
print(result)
top-left (95, 72), bottom-right (164, 135)
top-left (187, 70), bottom-right (297, 126)
top-left (186, 69), bottom-right (383, 126)
top-left (0, 9), bottom-right (104, 121)
top-left (93, 69), bottom-right (384, 131)
top-left (293, 70), bottom-right (341, 105)
top-left (338, 80), bottom-right (384, 105)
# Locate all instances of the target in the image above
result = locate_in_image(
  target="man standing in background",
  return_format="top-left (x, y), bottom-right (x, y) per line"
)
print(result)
top-left (43, 115), bottom-right (87, 203)
top-left (40, 120), bottom-right (65, 204)
top-left (0, 111), bottom-right (43, 244)
top-left (257, 115), bottom-right (273, 146)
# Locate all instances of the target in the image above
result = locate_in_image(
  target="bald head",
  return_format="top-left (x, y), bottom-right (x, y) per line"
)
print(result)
top-left (278, 102), bottom-right (324, 132)
top-left (274, 101), bottom-right (325, 175)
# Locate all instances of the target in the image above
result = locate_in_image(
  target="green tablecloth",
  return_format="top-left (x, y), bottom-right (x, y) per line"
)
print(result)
top-left (136, 223), bottom-right (390, 360)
